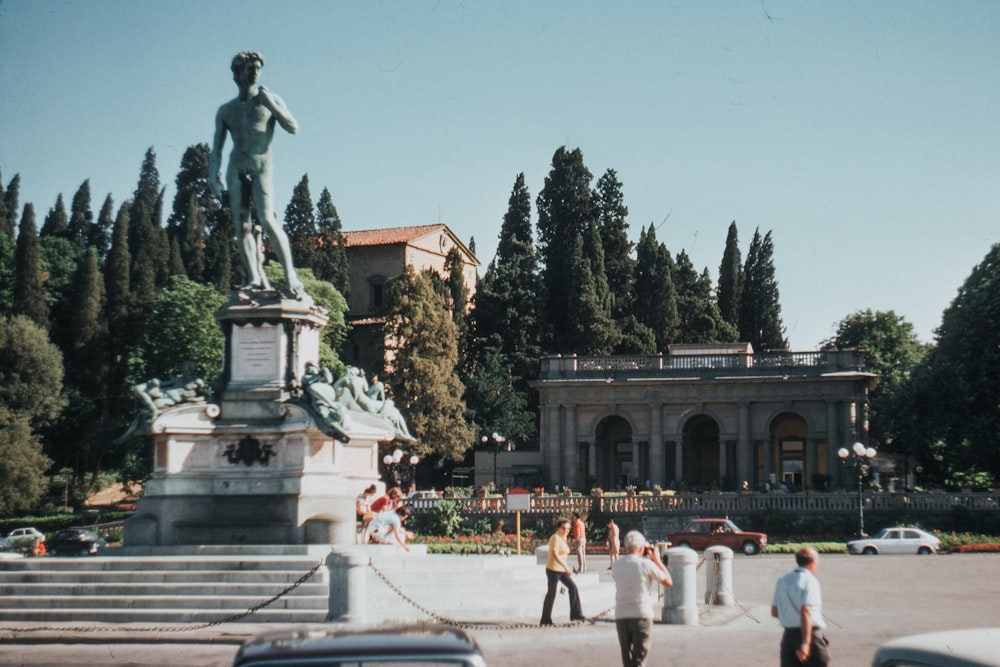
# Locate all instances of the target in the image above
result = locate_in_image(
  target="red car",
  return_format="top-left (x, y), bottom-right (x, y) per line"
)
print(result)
top-left (667, 518), bottom-right (767, 555)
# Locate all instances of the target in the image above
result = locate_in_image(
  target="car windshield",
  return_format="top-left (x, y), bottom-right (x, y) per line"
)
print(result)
top-left (871, 529), bottom-right (892, 540)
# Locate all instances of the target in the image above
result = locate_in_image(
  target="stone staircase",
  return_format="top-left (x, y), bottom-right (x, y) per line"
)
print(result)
top-left (0, 546), bottom-right (616, 626)
top-left (0, 545), bottom-right (332, 624)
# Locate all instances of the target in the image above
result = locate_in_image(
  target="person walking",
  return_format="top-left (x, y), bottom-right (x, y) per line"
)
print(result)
top-left (570, 512), bottom-right (587, 573)
top-left (540, 517), bottom-right (585, 625)
top-left (611, 531), bottom-right (673, 667)
top-left (771, 546), bottom-right (831, 666)
top-left (606, 519), bottom-right (621, 570)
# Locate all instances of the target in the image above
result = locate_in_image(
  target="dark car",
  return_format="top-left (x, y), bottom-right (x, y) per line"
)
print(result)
top-left (666, 518), bottom-right (768, 555)
top-left (48, 528), bottom-right (107, 556)
top-left (233, 624), bottom-right (488, 667)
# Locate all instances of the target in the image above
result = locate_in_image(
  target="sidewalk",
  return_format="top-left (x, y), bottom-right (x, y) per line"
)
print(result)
top-left (1, 553), bottom-right (997, 666)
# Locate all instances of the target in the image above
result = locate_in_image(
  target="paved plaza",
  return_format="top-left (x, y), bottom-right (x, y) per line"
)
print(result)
top-left (1, 552), bottom-right (997, 666)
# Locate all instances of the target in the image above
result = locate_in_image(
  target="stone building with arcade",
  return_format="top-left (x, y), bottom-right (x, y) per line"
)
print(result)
top-left (530, 344), bottom-right (876, 493)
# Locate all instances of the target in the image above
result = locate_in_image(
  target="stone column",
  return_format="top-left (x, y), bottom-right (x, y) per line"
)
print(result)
top-left (326, 547), bottom-right (369, 624)
top-left (737, 401), bottom-right (752, 485)
top-left (649, 403), bottom-right (664, 487)
top-left (565, 405), bottom-right (578, 488)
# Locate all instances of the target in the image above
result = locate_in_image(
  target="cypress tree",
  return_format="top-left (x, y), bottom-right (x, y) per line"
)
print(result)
top-left (594, 169), bottom-right (635, 321)
top-left (91, 194), bottom-right (115, 259)
top-left (41, 194), bottom-right (69, 238)
top-left (104, 204), bottom-right (131, 352)
top-left (313, 187), bottom-right (349, 298)
top-left (717, 221), bottom-right (743, 331)
top-left (169, 144), bottom-right (217, 282)
top-left (536, 146), bottom-right (595, 352)
top-left (205, 206), bottom-right (236, 293)
top-left (739, 228), bottom-right (787, 351)
top-left (472, 173), bottom-right (541, 438)
top-left (634, 224), bottom-right (678, 350)
top-left (384, 266), bottom-right (475, 462)
top-left (565, 229), bottom-right (617, 355)
top-left (0, 170), bottom-right (7, 241)
top-left (284, 174), bottom-right (316, 271)
top-left (13, 204), bottom-right (49, 328)
top-left (445, 247), bottom-right (470, 367)
top-left (3, 173), bottom-right (20, 239)
top-left (68, 180), bottom-right (93, 251)
top-left (128, 200), bottom-right (159, 312)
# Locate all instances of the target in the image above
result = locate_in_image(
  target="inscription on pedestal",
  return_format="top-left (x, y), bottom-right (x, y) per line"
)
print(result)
top-left (232, 324), bottom-right (282, 382)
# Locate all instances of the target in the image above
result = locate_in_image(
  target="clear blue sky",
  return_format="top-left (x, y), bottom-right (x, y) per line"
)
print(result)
top-left (2, 0), bottom-right (997, 350)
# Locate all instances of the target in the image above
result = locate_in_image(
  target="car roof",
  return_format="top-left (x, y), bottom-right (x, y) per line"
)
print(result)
top-left (872, 628), bottom-right (1000, 667)
top-left (234, 624), bottom-right (485, 666)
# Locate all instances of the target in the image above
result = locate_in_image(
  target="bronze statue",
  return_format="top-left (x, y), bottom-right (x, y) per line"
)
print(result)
top-left (209, 51), bottom-right (304, 298)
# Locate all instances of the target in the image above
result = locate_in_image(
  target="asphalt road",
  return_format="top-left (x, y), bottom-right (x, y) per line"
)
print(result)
top-left (1, 552), bottom-right (997, 666)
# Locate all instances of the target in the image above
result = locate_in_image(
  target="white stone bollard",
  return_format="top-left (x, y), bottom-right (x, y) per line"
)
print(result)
top-left (703, 545), bottom-right (734, 606)
top-left (327, 547), bottom-right (369, 624)
top-left (663, 546), bottom-right (699, 625)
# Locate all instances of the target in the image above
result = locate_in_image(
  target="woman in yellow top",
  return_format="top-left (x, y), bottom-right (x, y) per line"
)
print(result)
top-left (540, 517), bottom-right (585, 625)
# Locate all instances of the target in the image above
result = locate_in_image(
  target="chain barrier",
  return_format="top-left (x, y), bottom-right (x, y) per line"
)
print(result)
top-left (367, 559), bottom-right (613, 630)
top-left (6, 551), bottom-right (330, 635)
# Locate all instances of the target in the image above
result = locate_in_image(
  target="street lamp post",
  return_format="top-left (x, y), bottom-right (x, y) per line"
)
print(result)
top-left (838, 441), bottom-right (877, 538)
top-left (383, 448), bottom-right (420, 492)
top-left (481, 432), bottom-right (508, 490)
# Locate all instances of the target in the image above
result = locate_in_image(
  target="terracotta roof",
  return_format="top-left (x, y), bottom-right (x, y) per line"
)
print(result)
top-left (342, 224), bottom-right (446, 248)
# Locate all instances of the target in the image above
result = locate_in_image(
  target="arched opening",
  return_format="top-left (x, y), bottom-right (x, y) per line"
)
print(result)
top-left (770, 413), bottom-right (810, 492)
top-left (683, 415), bottom-right (721, 490)
top-left (594, 416), bottom-right (633, 490)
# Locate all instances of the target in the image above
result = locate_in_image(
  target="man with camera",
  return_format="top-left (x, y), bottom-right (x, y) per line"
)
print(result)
top-left (611, 531), bottom-right (673, 667)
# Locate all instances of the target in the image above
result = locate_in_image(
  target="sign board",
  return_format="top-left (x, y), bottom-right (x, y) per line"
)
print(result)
top-left (506, 487), bottom-right (531, 511)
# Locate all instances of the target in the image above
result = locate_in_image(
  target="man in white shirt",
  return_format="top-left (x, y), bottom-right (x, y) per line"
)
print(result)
top-left (771, 546), bottom-right (830, 666)
top-left (611, 531), bottom-right (673, 667)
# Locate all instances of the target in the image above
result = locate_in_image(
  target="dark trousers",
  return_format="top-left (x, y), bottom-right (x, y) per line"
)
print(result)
top-left (540, 569), bottom-right (583, 625)
top-left (781, 627), bottom-right (831, 667)
top-left (616, 617), bottom-right (652, 667)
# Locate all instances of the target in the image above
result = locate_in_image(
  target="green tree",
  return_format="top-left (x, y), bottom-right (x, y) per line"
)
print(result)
top-left (384, 266), bottom-right (475, 462)
top-left (0, 232), bottom-right (14, 315)
top-left (127, 275), bottom-right (227, 385)
top-left (536, 146), bottom-right (595, 352)
top-left (673, 251), bottom-right (737, 344)
top-left (738, 228), bottom-right (787, 350)
top-left (898, 244), bottom-right (1000, 487)
top-left (823, 309), bottom-right (927, 453)
top-left (264, 263), bottom-right (349, 372)
top-left (474, 173), bottom-right (542, 387)
top-left (0, 416), bottom-right (52, 516)
top-left (284, 174), bottom-right (316, 272)
top-left (445, 247), bottom-right (471, 367)
top-left (67, 180), bottom-right (93, 252)
top-left (205, 206), bottom-right (236, 293)
top-left (91, 193), bottom-right (115, 259)
top-left (462, 345), bottom-right (534, 446)
top-left (594, 169), bottom-right (635, 322)
top-left (566, 222), bottom-right (618, 355)
top-left (41, 194), bottom-right (69, 238)
top-left (634, 224), bottom-right (678, 350)
top-left (128, 148), bottom-right (169, 292)
top-left (0, 314), bottom-right (66, 428)
top-left (168, 144), bottom-right (218, 283)
top-left (717, 221), bottom-right (743, 331)
top-left (13, 204), bottom-right (49, 328)
top-left (3, 173), bottom-right (20, 240)
top-left (313, 187), bottom-right (349, 298)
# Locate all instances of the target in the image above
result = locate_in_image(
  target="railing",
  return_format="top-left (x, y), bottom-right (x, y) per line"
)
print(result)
top-left (538, 350), bottom-right (867, 380)
top-left (406, 491), bottom-right (1000, 515)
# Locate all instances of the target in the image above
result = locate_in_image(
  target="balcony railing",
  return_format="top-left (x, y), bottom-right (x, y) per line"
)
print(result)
top-left (538, 350), bottom-right (867, 381)
top-left (406, 491), bottom-right (999, 515)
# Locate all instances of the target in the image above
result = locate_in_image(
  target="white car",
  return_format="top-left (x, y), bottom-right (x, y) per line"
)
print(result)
top-left (7, 527), bottom-right (45, 543)
top-left (872, 627), bottom-right (1000, 666)
top-left (847, 527), bottom-right (941, 555)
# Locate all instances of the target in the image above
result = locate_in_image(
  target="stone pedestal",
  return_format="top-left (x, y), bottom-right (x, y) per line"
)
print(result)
top-left (124, 292), bottom-right (392, 548)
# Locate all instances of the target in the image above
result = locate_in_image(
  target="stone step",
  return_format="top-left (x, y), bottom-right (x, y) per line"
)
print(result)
top-left (0, 582), bottom-right (328, 597)
top-left (0, 594), bottom-right (329, 610)
top-left (0, 556), bottom-right (327, 572)
top-left (0, 570), bottom-right (327, 584)
top-left (0, 607), bottom-right (330, 624)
